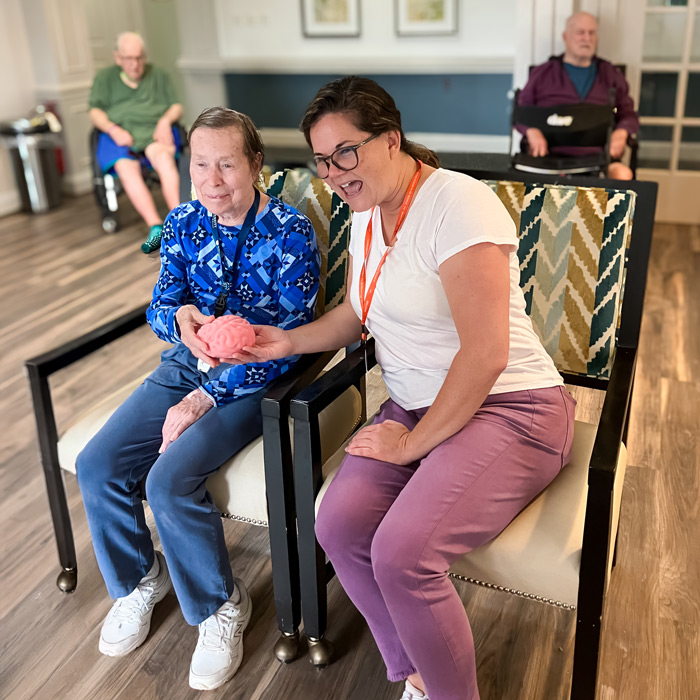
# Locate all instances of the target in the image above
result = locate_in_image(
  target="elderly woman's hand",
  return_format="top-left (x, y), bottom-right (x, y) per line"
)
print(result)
top-left (176, 305), bottom-right (220, 367)
top-left (159, 390), bottom-right (214, 453)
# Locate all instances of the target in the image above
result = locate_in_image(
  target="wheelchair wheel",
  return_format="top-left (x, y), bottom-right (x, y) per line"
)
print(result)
top-left (102, 216), bottom-right (118, 234)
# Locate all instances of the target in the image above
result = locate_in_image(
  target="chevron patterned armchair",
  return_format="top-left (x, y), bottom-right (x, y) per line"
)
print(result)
top-left (24, 167), bottom-right (362, 662)
top-left (289, 170), bottom-right (657, 700)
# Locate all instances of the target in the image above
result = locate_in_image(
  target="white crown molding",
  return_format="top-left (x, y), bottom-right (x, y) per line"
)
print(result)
top-left (178, 55), bottom-right (514, 75)
top-left (0, 188), bottom-right (21, 217)
top-left (259, 128), bottom-right (509, 154)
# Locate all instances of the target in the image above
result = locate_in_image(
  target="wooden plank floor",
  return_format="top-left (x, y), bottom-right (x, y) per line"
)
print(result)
top-left (0, 193), bottom-right (697, 700)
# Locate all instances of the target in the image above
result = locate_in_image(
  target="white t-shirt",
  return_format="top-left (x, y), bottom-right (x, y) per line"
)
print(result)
top-left (348, 168), bottom-right (563, 410)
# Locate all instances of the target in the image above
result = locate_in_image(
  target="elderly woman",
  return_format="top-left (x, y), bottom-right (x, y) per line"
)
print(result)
top-left (75, 107), bottom-right (320, 691)
top-left (235, 77), bottom-right (575, 700)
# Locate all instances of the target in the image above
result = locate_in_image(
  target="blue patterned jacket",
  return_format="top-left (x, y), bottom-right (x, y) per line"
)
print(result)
top-left (147, 196), bottom-right (320, 405)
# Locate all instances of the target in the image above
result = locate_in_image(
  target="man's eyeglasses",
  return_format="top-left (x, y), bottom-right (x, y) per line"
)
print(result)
top-left (119, 54), bottom-right (146, 64)
top-left (312, 133), bottom-right (380, 179)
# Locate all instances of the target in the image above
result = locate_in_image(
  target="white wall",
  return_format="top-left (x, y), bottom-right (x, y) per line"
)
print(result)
top-left (4, 0), bottom-right (638, 216)
top-left (212, 0), bottom-right (516, 72)
top-left (176, 0), bottom-right (518, 148)
top-left (0, 0), bottom-right (35, 215)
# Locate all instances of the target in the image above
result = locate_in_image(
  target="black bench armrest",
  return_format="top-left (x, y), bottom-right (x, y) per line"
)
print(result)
top-left (588, 345), bottom-right (636, 479)
top-left (290, 339), bottom-right (377, 423)
top-left (25, 303), bottom-right (150, 378)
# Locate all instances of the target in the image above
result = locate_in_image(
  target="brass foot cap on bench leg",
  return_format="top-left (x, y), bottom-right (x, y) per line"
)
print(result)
top-left (57, 567), bottom-right (77, 593)
top-left (307, 636), bottom-right (333, 668)
top-left (274, 631), bottom-right (300, 663)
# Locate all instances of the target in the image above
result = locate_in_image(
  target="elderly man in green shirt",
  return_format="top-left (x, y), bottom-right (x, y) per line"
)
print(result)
top-left (89, 32), bottom-right (183, 253)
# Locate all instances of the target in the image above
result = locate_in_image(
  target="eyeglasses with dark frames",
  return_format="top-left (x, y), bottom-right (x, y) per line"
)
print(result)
top-left (312, 133), bottom-right (380, 179)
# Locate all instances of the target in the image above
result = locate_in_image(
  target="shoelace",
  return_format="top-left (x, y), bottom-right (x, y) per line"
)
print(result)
top-left (110, 579), bottom-right (158, 624)
top-left (198, 603), bottom-right (241, 652)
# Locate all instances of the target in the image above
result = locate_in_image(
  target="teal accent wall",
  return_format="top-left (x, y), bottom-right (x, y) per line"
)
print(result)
top-left (224, 73), bottom-right (512, 135)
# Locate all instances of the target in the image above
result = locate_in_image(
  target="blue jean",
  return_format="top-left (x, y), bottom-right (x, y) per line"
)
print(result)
top-left (315, 386), bottom-right (576, 700)
top-left (76, 344), bottom-right (265, 625)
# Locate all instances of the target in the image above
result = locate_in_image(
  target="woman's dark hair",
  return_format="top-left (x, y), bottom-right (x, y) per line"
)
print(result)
top-left (299, 76), bottom-right (440, 168)
top-left (188, 106), bottom-right (265, 171)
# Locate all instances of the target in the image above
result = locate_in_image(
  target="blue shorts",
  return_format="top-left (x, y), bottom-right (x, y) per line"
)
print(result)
top-left (96, 125), bottom-right (182, 174)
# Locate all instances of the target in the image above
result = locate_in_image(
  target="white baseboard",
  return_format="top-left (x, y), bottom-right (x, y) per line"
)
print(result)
top-left (0, 188), bottom-right (21, 217)
top-left (62, 167), bottom-right (93, 196)
top-left (259, 128), bottom-right (510, 154)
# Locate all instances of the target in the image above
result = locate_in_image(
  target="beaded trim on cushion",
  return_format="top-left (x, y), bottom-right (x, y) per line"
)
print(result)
top-left (220, 512), bottom-right (268, 528)
top-left (448, 572), bottom-right (575, 610)
top-left (485, 181), bottom-right (636, 380)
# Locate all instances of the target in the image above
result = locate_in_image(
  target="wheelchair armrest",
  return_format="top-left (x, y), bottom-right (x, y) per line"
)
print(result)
top-left (290, 338), bottom-right (376, 423)
top-left (588, 345), bottom-right (636, 482)
top-left (25, 303), bottom-right (150, 379)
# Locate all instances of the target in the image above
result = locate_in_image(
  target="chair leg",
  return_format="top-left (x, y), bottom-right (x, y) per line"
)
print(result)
top-left (293, 415), bottom-right (333, 667)
top-left (26, 368), bottom-right (78, 593)
top-left (570, 605), bottom-right (602, 700)
top-left (263, 410), bottom-right (302, 663)
top-left (48, 463), bottom-right (78, 593)
top-left (570, 473), bottom-right (615, 699)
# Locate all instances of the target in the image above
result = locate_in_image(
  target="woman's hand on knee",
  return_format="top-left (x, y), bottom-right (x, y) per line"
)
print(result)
top-left (176, 305), bottom-right (220, 367)
top-left (159, 391), bottom-right (213, 453)
top-left (345, 419), bottom-right (416, 465)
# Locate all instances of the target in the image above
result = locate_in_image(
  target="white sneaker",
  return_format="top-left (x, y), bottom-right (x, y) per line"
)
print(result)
top-left (189, 579), bottom-right (252, 690)
top-left (401, 679), bottom-right (428, 699)
top-left (99, 551), bottom-right (172, 656)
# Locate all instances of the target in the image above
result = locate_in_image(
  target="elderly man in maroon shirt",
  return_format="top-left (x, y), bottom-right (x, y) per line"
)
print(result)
top-left (518, 12), bottom-right (639, 180)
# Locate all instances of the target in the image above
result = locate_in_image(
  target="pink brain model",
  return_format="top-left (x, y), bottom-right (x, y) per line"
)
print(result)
top-left (196, 315), bottom-right (256, 356)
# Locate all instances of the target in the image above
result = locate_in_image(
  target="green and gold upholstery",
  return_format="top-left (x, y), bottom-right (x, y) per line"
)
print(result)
top-left (262, 168), bottom-right (351, 317)
top-left (486, 181), bottom-right (636, 380)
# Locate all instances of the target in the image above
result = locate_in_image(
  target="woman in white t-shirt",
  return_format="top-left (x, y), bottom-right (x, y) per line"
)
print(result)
top-left (234, 76), bottom-right (575, 700)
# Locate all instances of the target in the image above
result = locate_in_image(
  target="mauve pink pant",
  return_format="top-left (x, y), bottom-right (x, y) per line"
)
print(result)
top-left (315, 386), bottom-right (576, 700)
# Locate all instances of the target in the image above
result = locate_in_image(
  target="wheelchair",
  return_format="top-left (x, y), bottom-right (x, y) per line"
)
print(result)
top-left (89, 124), bottom-right (190, 233)
top-left (510, 88), bottom-right (639, 178)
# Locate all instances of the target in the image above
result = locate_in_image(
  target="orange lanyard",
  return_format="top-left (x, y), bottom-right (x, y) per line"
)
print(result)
top-left (359, 160), bottom-right (423, 343)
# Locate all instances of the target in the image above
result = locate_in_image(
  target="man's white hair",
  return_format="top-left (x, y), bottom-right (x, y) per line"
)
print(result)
top-left (564, 11), bottom-right (598, 32)
top-left (115, 31), bottom-right (146, 54)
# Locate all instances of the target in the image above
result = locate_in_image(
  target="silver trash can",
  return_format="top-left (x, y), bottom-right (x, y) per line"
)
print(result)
top-left (0, 115), bottom-right (62, 213)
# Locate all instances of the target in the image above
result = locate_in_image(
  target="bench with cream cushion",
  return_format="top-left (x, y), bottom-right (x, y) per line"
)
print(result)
top-left (288, 169), bottom-right (657, 700)
top-left (25, 167), bottom-right (363, 662)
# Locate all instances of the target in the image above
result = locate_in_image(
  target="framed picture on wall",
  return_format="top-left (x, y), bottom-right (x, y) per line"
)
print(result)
top-left (301, 0), bottom-right (361, 38)
top-left (395, 0), bottom-right (458, 36)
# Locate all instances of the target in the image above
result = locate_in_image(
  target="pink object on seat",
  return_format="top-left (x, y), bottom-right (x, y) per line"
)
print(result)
top-left (196, 315), bottom-right (256, 357)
